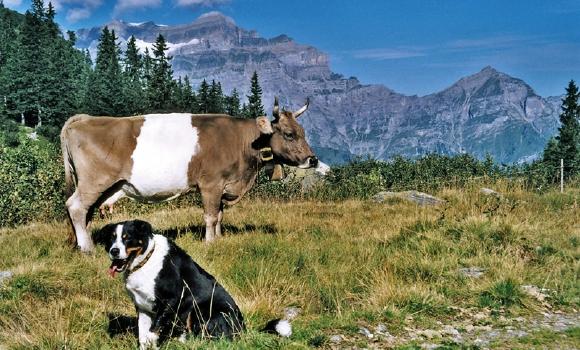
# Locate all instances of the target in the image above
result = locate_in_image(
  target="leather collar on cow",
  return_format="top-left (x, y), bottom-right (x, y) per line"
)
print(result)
top-left (259, 147), bottom-right (273, 161)
top-left (252, 133), bottom-right (274, 163)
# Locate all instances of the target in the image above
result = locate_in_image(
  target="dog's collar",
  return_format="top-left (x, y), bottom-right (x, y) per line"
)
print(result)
top-left (128, 241), bottom-right (155, 273)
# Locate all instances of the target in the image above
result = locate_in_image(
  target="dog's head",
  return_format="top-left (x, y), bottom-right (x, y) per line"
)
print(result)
top-left (100, 220), bottom-right (153, 277)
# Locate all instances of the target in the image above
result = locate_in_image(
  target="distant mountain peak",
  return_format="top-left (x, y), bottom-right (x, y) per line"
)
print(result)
top-left (196, 11), bottom-right (235, 25)
top-left (480, 65), bottom-right (498, 73)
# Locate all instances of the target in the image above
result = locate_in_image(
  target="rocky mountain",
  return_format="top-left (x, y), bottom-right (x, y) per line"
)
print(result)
top-left (76, 12), bottom-right (562, 164)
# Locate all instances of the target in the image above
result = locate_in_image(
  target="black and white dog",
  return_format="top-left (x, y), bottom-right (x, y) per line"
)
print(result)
top-left (101, 220), bottom-right (291, 349)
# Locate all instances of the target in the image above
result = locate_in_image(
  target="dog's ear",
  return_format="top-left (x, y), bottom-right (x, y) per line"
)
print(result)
top-left (131, 220), bottom-right (153, 238)
top-left (93, 223), bottom-right (117, 246)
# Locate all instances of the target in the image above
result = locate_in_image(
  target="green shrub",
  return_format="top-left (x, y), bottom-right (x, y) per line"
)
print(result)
top-left (0, 139), bottom-right (65, 226)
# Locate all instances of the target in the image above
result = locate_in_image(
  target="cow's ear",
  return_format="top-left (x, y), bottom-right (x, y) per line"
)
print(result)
top-left (256, 116), bottom-right (273, 134)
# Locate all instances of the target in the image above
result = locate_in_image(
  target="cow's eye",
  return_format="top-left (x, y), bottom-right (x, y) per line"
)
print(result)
top-left (122, 234), bottom-right (127, 239)
top-left (283, 132), bottom-right (294, 141)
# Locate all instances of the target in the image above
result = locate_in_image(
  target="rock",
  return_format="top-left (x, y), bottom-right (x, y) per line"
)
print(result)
top-left (421, 343), bottom-right (439, 350)
top-left (522, 285), bottom-right (550, 302)
top-left (284, 306), bottom-right (301, 320)
top-left (0, 271), bottom-right (12, 286)
top-left (283, 165), bottom-right (326, 191)
top-left (418, 329), bottom-right (441, 339)
top-left (358, 326), bottom-right (374, 339)
top-left (27, 131), bottom-right (38, 140)
top-left (473, 311), bottom-right (489, 321)
top-left (442, 325), bottom-right (460, 337)
top-left (480, 187), bottom-right (502, 197)
top-left (458, 267), bottom-right (487, 278)
top-left (329, 334), bottom-right (343, 344)
top-left (372, 191), bottom-right (445, 206)
top-left (375, 323), bottom-right (389, 335)
top-left (315, 161), bottom-right (331, 176)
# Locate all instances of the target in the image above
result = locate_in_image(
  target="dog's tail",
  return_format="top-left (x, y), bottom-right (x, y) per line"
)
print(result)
top-left (261, 318), bottom-right (292, 337)
top-left (260, 307), bottom-right (299, 337)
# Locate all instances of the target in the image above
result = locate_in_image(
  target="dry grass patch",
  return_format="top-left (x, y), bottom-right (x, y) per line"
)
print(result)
top-left (0, 187), bottom-right (578, 348)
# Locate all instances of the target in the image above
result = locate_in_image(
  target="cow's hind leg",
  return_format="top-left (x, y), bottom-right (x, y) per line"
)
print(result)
top-left (66, 189), bottom-right (101, 253)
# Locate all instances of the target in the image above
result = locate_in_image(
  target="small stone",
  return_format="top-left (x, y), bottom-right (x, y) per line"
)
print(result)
top-left (329, 335), bottom-right (343, 344)
top-left (458, 267), bottom-right (487, 278)
top-left (284, 307), bottom-right (301, 320)
top-left (464, 324), bottom-right (475, 333)
top-left (372, 191), bottom-right (445, 206)
top-left (419, 329), bottom-right (441, 339)
top-left (421, 343), bottom-right (439, 350)
top-left (480, 188), bottom-right (501, 197)
top-left (442, 325), bottom-right (460, 337)
top-left (375, 323), bottom-right (389, 335)
top-left (0, 271), bottom-right (12, 286)
top-left (522, 285), bottom-right (550, 302)
top-left (473, 311), bottom-right (488, 321)
top-left (359, 326), bottom-right (374, 339)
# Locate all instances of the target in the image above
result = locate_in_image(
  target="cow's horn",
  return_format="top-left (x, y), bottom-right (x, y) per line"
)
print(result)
top-left (273, 96), bottom-right (280, 120)
top-left (292, 98), bottom-right (309, 118)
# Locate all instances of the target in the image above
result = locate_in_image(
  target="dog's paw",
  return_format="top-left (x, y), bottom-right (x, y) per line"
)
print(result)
top-left (139, 332), bottom-right (159, 350)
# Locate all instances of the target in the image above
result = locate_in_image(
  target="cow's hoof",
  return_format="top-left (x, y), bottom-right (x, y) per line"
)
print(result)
top-left (77, 245), bottom-right (95, 254)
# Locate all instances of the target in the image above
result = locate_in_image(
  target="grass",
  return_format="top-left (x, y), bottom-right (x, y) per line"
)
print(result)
top-left (0, 183), bottom-right (578, 349)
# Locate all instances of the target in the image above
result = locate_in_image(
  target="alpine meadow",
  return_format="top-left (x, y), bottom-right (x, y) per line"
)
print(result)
top-left (0, 1), bottom-right (579, 349)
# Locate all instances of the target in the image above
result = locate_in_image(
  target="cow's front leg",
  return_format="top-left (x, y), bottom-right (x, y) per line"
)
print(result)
top-left (200, 188), bottom-right (222, 242)
top-left (138, 312), bottom-right (158, 350)
top-left (215, 203), bottom-right (224, 238)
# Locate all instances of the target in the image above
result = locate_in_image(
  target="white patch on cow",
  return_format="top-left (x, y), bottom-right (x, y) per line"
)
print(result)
top-left (125, 234), bottom-right (170, 314)
top-left (275, 320), bottom-right (292, 337)
top-left (297, 158), bottom-right (312, 169)
top-left (128, 114), bottom-right (199, 200)
top-left (110, 224), bottom-right (128, 259)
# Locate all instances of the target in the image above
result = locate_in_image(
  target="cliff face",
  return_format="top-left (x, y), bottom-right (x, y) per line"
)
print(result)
top-left (76, 12), bottom-right (561, 164)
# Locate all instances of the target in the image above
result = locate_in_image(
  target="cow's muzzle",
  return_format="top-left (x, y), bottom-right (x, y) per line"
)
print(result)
top-left (298, 156), bottom-right (318, 169)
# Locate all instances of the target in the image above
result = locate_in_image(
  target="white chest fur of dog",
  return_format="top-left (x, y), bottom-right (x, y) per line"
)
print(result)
top-left (125, 234), bottom-right (170, 314)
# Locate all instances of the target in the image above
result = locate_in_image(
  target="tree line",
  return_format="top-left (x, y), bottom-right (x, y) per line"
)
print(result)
top-left (0, 0), bottom-right (265, 142)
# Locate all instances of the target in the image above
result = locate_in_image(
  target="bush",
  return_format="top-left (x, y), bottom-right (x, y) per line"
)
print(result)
top-left (0, 139), bottom-right (65, 227)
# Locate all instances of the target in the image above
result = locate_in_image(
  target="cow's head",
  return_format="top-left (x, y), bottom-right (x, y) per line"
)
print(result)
top-left (256, 97), bottom-right (318, 169)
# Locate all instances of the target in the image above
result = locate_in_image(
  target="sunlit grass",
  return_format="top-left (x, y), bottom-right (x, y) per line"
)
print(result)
top-left (0, 185), bottom-right (578, 348)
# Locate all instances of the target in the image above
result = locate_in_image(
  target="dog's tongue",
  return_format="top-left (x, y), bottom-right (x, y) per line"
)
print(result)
top-left (108, 265), bottom-right (117, 278)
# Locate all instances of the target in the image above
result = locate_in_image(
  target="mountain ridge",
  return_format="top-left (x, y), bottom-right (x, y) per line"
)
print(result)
top-left (75, 12), bottom-right (562, 164)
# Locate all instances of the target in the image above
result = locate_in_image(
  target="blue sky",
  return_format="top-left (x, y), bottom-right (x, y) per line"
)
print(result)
top-left (5, 0), bottom-right (580, 97)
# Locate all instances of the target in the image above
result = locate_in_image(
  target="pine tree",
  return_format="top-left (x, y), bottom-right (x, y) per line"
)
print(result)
top-left (543, 80), bottom-right (580, 179)
top-left (225, 88), bottom-right (240, 117)
top-left (85, 27), bottom-right (126, 116)
top-left (197, 79), bottom-right (210, 113)
top-left (246, 71), bottom-right (264, 119)
top-left (146, 34), bottom-right (173, 112)
top-left (123, 35), bottom-right (144, 115)
top-left (182, 76), bottom-right (198, 113)
top-left (208, 80), bottom-right (224, 113)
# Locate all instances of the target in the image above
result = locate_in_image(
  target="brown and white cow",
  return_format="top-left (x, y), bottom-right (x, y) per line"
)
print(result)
top-left (61, 98), bottom-right (317, 252)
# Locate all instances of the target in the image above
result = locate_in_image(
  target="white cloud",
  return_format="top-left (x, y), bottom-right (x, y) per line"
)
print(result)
top-left (353, 48), bottom-right (425, 60)
top-left (66, 7), bottom-right (90, 22)
top-left (176, 0), bottom-right (230, 7)
top-left (114, 0), bottom-right (162, 14)
top-left (3, 0), bottom-right (23, 8)
top-left (49, 0), bottom-right (103, 23)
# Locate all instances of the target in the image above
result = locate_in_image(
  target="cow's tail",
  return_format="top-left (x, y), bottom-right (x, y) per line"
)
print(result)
top-left (60, 114), bottom-right (90, 198)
